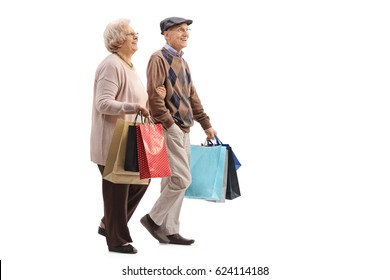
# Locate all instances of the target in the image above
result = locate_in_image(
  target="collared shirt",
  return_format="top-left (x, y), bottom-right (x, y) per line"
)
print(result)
top-left (164, 43), bottom-right (183, 57)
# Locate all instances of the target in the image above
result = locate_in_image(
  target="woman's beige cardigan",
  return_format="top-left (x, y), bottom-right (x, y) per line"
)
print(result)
top-left (90, 54), bottom-right (148, 165)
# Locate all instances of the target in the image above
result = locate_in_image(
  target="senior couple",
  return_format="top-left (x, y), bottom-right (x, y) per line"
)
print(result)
top-left (90, 17), bottom-right (217, 254)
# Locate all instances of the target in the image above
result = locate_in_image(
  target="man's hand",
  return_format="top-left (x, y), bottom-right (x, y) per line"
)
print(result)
top-left (204, 127), bottom-right (217, 140)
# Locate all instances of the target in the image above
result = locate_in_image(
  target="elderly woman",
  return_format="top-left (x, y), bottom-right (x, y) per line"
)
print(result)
top-left (90, 19), bottom-right (162, 254)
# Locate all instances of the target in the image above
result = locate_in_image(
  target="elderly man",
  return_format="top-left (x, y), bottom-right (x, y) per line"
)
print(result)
top-left (140, 17), bottom-right (217, 245)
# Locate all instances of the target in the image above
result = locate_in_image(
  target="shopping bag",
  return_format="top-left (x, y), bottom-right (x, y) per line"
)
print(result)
top-left (103, 119), bottom-right (149, 185)
top-left (215, 136), bottom-right (241, 170)
top-left (124, 112), bottom-right (143, 172)
top-left (201, 139), bottom-right (228, 203)
top-left (137, 118), bottom-right (171, 179)
top-left (185, 144), bottom-right (227, 201)
top-left (124, 125), bottom-right (138, 171)
top-left (210, 136), bottom-right (241, 200)
top-left (225, 146), bottom-right (241, 199)
top-left (208, 149), bottom-right (228, 203)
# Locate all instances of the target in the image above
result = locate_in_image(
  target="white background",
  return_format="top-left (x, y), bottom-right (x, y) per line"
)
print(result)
top-left (0, 0), bottom-right (389, 279)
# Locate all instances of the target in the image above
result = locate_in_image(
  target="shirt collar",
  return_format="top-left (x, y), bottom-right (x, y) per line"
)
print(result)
top-left (164, 43), bottom-right (184, 57)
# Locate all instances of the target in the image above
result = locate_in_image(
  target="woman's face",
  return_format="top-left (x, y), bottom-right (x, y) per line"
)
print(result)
top-left (123, 26), bottom-right (139, 53)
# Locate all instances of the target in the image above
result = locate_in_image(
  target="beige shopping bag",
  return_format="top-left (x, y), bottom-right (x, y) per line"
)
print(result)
top-left (103, 119), bottom-right (149, 185)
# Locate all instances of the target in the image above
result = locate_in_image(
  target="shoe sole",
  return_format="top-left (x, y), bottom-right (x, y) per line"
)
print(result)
top-left (168, 240), bottom-right (195, 245)
top-left (108, 246), bottom-right (137, 254)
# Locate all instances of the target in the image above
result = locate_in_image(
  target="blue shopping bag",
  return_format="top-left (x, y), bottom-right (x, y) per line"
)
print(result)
top-left (185, 144), bottom-right (227, 201)
top-left (208, 136), bottom-right (241, 200)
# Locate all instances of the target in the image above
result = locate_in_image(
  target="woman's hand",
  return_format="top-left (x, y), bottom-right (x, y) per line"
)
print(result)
top-left (136, 105), bottom-right (149, 117)
top-left (156, 86), bottom-right (166, 99)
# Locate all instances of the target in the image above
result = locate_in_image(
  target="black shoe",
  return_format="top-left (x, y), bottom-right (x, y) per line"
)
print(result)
top-left (98, 227), bottom-right (106, 237)
top-left (166, 233), bottom-right (195, 245)
top-left (140, 214), bottom-right (169, 243)
top-left (108, 244), bottom-right (137, 254)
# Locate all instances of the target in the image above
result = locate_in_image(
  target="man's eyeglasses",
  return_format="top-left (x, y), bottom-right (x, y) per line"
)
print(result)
top-left (126, 32), bottom-right (139, 37)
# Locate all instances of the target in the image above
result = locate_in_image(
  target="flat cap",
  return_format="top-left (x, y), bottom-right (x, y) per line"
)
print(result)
top-left (160, 17), bottom-right (193, 34)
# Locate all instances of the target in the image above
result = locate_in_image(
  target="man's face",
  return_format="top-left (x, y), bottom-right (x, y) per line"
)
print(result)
top-left (164, 23), bottom-right (190, 52)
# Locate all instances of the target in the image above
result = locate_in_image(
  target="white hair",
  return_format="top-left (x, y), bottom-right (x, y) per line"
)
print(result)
top-left (103, 18), bottom-right (131, 53)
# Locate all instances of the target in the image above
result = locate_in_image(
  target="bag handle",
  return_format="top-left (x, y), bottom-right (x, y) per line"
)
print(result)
top-left (144, 116), bottom-right (155, 125)
top-left (205, 135), bottom-right (222, 146)
top-left (135, 113), bottom-right (157, 125)
top-left (214, 135), bottom-right (223, 145)
top-left (133, 110), bottom-right (144, 125)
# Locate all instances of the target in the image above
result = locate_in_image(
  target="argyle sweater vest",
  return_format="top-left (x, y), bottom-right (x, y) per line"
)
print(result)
top-left (147, 48), bottom-right (211, 133)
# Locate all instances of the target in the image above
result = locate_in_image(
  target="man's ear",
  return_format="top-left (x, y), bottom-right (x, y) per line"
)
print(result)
top-left (163, 30), bottom-right (169, 40)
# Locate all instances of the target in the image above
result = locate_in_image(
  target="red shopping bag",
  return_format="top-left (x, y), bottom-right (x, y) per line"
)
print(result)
top-left (136, 121), bottom-right (171, 179)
